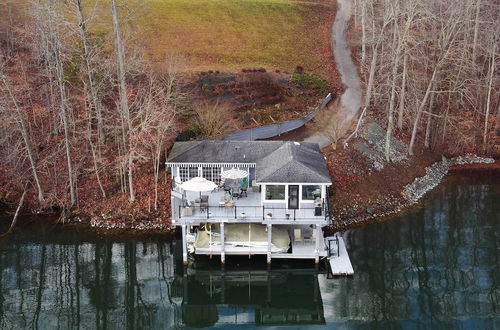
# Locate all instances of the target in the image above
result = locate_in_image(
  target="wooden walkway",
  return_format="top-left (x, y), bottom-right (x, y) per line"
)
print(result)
top-left (326, 235), bottom-right (354, 276)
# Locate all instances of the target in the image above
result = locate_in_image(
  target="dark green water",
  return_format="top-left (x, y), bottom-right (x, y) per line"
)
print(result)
top-left (0, 174), bottom-right (498, 329)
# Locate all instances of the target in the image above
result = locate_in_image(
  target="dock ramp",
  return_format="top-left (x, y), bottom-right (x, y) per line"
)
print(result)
top-left (325, 235), bottom-right (354, 276)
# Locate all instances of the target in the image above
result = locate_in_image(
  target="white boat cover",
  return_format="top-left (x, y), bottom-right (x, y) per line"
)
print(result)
top-left (194, 223), bottom-right (290, 252)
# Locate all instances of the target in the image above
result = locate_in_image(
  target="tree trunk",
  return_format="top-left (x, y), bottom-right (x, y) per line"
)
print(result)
top-left (89, 140), bottom-right (107, 198)
top-left (74, 0), bottom-right (105, 143)
top-left (424, 88), bottom-right (436, 149)
top-left (364, 46), bottom-right (378, 108)
top-left (384, 15), bottom-right (404, 162)
top-left (408, 67), bottom-right (438, 155)
top-left (1, 77), bottom-right (45, 203)
top-left (397, 53), bottom-right (407, 130)
top-left (111, 0), bottom-right (135, 202)
top-left (55, 46), bottom-right (77, 206)
top-left (127, 154), bottom-right (135, 202)
top-left (361, 0), bottom-right (366, 64)
top-left (2, 186), bottom-right (27, 236)
top-left (472, 0), bottom-right (481, 62)
top-left (483, 40), bottom-right (496, 145)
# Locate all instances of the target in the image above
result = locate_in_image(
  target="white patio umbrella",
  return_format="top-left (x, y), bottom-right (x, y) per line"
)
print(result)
top-left (221, 168), bottom-right (248, 179)
top-left (180, 177), bottom-right (218, 196)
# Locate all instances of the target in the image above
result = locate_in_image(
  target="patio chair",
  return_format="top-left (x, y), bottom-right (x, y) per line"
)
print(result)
top-left (215, 178), bottom-right (226, 192)
top-left (200, 195), bottom-right (209, 211)
top-left (303, 230), bottom-right (312, 242)
top-left (240, 187), bottom-right (248, 198)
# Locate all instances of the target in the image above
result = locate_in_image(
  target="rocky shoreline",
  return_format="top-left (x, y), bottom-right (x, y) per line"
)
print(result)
top-left (327, 155), bottom-right (496, 234)
top-left (58, 212), bottom-right (175, 236)
top-left (403, 154), bottom-right (494, 202)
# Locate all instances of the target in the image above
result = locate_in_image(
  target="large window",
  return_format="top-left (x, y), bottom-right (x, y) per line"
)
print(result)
top-left (202, 167), bottom-right (221, 184)
top-left (302, 185), bottom-right (321, 200)
top-left (265, 185), bottom-right (285, 200)
top-left (179, 168), bottom-right (189, 182)
top-left (189, 167), bottom-right (199, 179)
top-left (179, 167), bottom-right (200, 182)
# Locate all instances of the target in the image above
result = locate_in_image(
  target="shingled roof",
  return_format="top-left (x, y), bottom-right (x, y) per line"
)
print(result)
top-left (166, 140), bottom-right (331, 184)
top-left (256, 142), bottom-right (331, 183)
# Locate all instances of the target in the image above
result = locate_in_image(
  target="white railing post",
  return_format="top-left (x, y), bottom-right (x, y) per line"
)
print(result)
top-left (267, 224), bottom-right (272, 264)
top-left (315, 225), bottom-right (321, 264)
top-left (220, 222), bottom-right (225, 265)
top-left (182, 224), bottom-right (188, 266)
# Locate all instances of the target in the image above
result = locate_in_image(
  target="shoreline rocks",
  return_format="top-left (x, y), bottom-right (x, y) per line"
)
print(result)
top-left (89, 217), bottom-right (174, 232)
top-left (403, 154), bottom-right (494, 202)
top-left (329, 154), bottom-right (495, 233)
top-left (60, 212), bottom-right (175, 236)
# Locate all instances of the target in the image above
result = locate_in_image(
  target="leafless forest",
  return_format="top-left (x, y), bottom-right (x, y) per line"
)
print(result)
top-left (0, 0), bottom-right (180, 217)
top-left (352, 0), bottom-right (498, 159)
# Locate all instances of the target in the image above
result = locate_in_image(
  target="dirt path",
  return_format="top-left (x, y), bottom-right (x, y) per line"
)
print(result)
top-left (304, 0), bottom-right (363, 147)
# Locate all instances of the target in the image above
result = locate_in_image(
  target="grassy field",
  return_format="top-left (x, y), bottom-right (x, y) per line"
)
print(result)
top-left (89, 0), bottom-right (335, 78)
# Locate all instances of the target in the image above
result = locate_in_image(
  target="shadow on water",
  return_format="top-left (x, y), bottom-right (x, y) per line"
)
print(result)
top-left (0, 173), bottom-right (497, 329)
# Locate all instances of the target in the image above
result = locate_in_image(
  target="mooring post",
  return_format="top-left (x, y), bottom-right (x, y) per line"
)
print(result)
top-left (182, 224), bottom-right (188, 266)
top-left (267, 224), bottom-right (272, 264)
top-left (315, 225), bottom-right (320, 265)
top-left (220, 222), bottom-right (225, 265)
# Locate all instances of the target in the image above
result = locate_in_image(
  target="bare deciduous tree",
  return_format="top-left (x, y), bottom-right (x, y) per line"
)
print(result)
top-left (0, 74), bottom-right (45, 203)
top-left (193, 99), bottom-right (236, 139)
top-left (111, 0), bottom-right (135, 202)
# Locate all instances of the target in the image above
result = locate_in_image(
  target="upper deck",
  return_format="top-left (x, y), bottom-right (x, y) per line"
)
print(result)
top-left (171, 189), bottom-right (330, 226)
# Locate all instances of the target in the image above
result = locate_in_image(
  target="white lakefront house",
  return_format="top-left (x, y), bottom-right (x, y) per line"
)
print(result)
top-left (166, 140), bottom-right (334, 265)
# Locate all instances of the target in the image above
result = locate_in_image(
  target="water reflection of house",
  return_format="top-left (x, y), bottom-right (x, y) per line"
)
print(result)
top-left (166, 140), bottom-right (333, 265)
top-left (170, 266), bottom-right (326, 327)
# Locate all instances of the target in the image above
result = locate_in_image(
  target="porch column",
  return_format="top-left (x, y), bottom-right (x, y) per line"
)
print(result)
top-left (315, 224), bottom-right (321, 264)
top-left (171, 196), bottom-right (175, 224)
top-left (182, 224), bottom-right (188, 266)
top-left (267, 224), bottom-right (272, 264)
top-left (220, 222), bottom-right (225, 265)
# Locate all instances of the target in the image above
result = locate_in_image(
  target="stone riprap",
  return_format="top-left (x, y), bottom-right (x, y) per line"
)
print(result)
top-left (403, 155), bottom-right (494, 202)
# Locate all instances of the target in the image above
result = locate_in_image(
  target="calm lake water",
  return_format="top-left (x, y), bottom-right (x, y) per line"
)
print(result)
top-left (0, 174), bottom-right (498, 329)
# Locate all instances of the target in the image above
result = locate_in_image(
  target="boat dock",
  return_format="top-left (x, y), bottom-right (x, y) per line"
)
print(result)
top-left (326, 235), bottom-right (354, 276)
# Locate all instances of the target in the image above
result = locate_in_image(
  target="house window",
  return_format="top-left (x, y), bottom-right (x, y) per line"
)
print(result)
top-left (179, 167), bottom-right (199, 182)
top-left (202, 167), bottom-right (221, 183)
top-left (189, 167), bottom-right (199, 179)
top-left (179, 167), bottom-right (189, 182)
top-left (213, 167), bottom-right (221, 183)
top-left (202, 167), bottom-right (211, 180)
top-left (302, 185), bottom-right (321, 200)
top-left (265, 185), bottom-right (285, 200)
